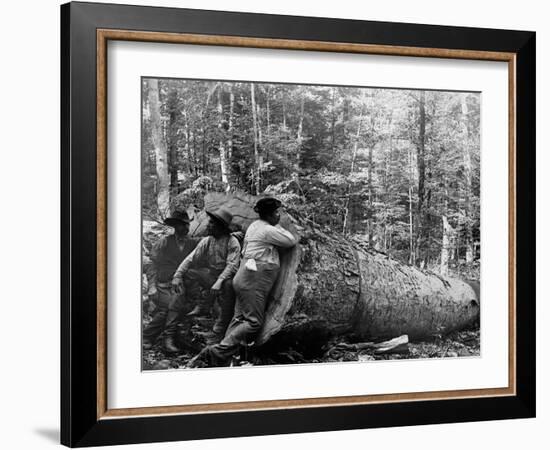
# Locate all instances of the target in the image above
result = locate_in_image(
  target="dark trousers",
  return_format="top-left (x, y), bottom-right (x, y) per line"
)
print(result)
top-left (142, 283), bottom-right (179, 342)
top-left (165, 268), bottom-right (235, 337)
top-left (203, 261), bottom-right (279, 366)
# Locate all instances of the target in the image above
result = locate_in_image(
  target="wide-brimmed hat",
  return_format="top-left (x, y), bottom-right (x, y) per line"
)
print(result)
top-left (164, 210), bottom-right (191, 227)
top-left (254, 197), bottom-right (282, 215)
top-left (206, 207), bottom-right (233, 229)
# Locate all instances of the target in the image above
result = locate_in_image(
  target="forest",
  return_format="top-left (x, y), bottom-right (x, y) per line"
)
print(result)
top-left (142, 78), bottom-right (480, 277)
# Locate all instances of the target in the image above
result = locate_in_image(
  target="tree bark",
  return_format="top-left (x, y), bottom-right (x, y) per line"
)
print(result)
top-left (330, 87), bottom-right (336, 154)
top-left (342, 96), bottom-right (365, 235)
top-left (146, 79), bottom-right (170, 215)
top-left (295, 95), bottom-right (305, 181)
top-left (217, 86), bottom-right (229, 188)
top-left (190, 192), bottom-right (480, 348)
top-left (167, 85), bottom-right (179, 191)
top-left (461, 94), bottom-right (474, 263)
top-left (408, 145), bottom-right (415, 265)
top-left (182, 110), bottom-right (194, 176)
top-left (228, 86), bottom-right (234, 159)
top-left (415, 91), bottom-right (427, 267)
top-left (250, 83), bottom-right (260, 194)
top-left (440, 215), bottom-right (451, 276)
top-left (265, 86), bottom-right (271, 162)
top-left (367, 143), bottom-right (374, 245)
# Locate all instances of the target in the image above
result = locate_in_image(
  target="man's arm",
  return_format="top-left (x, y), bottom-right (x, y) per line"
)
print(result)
top-left (216, 236), bottom-right (242, 283)
top-left (173, 237), bottom-right (208, 280)
top-left (145, 236), bottom-right (168, 295)
top-left (263, 223), bottom-right (298, 248)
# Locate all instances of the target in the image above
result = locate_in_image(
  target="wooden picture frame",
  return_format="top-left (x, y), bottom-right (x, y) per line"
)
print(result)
top-left (61, 1), bottom-right (535, 446)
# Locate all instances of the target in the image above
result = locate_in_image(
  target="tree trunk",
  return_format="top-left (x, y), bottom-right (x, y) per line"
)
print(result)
top-left (250, 83), bottom-right (260, 194)
top-left (282, 88), bottom-right (287, 131)
top-left (382, 114), bottom-right (394, 254)
top-left (330, 87), bottom-right (336, 153)
top-left (190, 192), bottom-right (480, 349)
top-left (366, 94), bottom-right (375, 245)
top-left (146, 79), bottom-right (170, 216)
top-left (182, 110), bottom-right (193, 176)
top-left (295, 95), bottom-right (305, 181)
top-left (441, 215), bottom-right (451, 276)
top-left (217, 86), bottom-right (229, 188)
top-left (408, 146), bottom-right (415, 265)
top-left (342, 97), bottom-right (365, 234)
top-left (228, 86), bottom-right (234, 159)
top-left (461, 94), bottom-right (474, 263)
top-left (415, 91), bottom-right (426, 266)
top-left (266, 86), bottom-right (270, 162)
top-left (367, 144), bottom-right (374, 244)
top-left (167, 85), bottom-right (179, 191)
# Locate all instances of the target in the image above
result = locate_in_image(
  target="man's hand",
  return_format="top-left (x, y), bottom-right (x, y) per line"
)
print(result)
top-left (210, 279), bottom-right (223, 295)
top-left (171, 277), bottom-right (184, 295)
top-left (230, 230), bottom-right (244, 243)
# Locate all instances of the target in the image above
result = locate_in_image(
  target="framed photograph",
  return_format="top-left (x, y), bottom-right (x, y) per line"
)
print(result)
top-left (61, 1), bottom-right (535, 447)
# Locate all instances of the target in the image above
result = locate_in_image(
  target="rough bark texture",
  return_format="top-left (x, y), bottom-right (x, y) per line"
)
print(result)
top-left (147, 79), bottom-right (170, 215)
top-left (461, 94), bottom-right (474, 263)
top-left (217, 87), bottom-right (229, 187)
top-left (440, 215), bottom-right (451, 276)
top-left (415, 91), bottom-right (427, 266)
top-left (190, 192), bottom-right (480, 347)
top-left (251, 83), bottom-right (260, 194)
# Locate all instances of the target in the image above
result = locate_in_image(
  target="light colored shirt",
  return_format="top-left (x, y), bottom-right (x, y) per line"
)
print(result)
top-left (174, 235), bottom-right (241, 283)
top-left (242, 220), bottom-right (297, 267)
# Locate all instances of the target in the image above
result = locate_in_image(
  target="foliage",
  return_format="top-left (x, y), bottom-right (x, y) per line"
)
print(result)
top-left (142, 79), bottom-right (480, 272)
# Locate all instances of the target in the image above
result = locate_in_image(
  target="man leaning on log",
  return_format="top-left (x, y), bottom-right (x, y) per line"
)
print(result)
top-left (189, 197), bottom-right (298, 367)
top-left (169, 207), bottom-right (241, 352)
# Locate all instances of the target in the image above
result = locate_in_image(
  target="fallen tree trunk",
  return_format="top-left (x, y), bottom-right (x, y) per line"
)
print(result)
top-left (190, 192), bottom-right (480, 347)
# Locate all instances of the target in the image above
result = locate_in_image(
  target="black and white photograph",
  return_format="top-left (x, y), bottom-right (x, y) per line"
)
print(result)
top-left (141, 77), bottom-right (481, 370)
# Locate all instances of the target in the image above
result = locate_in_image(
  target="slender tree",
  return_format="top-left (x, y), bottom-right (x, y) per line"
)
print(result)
top-left (415, 90), bottom-right (427, 267)
top-left (217, 85), bottom-right (229, 188)
top-left (461, 94), bottom-right (474, 263)
top-left (146, 78), bottom-right (170, 216)
top-left (250, 83), bottom-right (260, 194)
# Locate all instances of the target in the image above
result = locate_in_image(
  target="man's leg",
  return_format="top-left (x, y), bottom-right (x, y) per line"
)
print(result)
top-left (212, 279), bottom-right (236, 338)
top-left (162, 284), bottom-right (188, 353)
top-left (163, 269), bottom-right (218, 352)
top-left (198, 264), bottom-right (279, 366)
top-left (142, 284), bottom-right (172, 348)
top-left (184, 268), bottom-right (219, 317)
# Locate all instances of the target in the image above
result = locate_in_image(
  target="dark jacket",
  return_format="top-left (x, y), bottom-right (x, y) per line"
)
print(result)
top-left (147, 234), bottom-right (198, 284)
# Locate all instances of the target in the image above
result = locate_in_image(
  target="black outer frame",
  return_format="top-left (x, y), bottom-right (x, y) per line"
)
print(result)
top-left (60, 1), bottom-right (535, 447)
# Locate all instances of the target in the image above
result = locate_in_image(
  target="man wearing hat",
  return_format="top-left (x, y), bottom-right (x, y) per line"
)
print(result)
top-left (143, 209), bottom-right (198, 353)
top-left (169, 206), bottom-right (241, 348)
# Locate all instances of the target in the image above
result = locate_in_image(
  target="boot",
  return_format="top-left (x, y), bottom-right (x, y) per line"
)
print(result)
top-left (186, 348), bottom-right (209, 368)
top-left (163, 310), bottom-right (181, 353)
top-left (142, 338), bottom-right (154, 350)
top-left (163, 335), bottom-right (180, 354)
top-left (186, 304), bottom-right (209, 317)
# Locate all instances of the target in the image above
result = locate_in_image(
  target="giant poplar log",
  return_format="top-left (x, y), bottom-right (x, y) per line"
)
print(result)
top-left (189, 192), bottom-right (480, 347)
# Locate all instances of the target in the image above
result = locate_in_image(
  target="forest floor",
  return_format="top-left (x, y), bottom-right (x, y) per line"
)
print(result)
top-left (141, 307), bottom-right (480, 370)
top-left (141, 222), bottom-right (480, 371)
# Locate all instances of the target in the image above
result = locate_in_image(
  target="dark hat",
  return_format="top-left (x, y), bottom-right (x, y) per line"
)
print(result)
top-left (164, 209), bottom-right (191, 227)
top-left (254, 197), bottom-right (282, 215)
top-left (205, 206), bottom-right (233, 229)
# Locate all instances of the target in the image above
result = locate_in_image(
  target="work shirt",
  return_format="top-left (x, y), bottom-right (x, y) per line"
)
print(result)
top-left (174, 234), bottom-right (241, 283)
top-left (242, 220), bottom-right (297, 267)
top-left (147, 234), bottom-right (198, 284)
